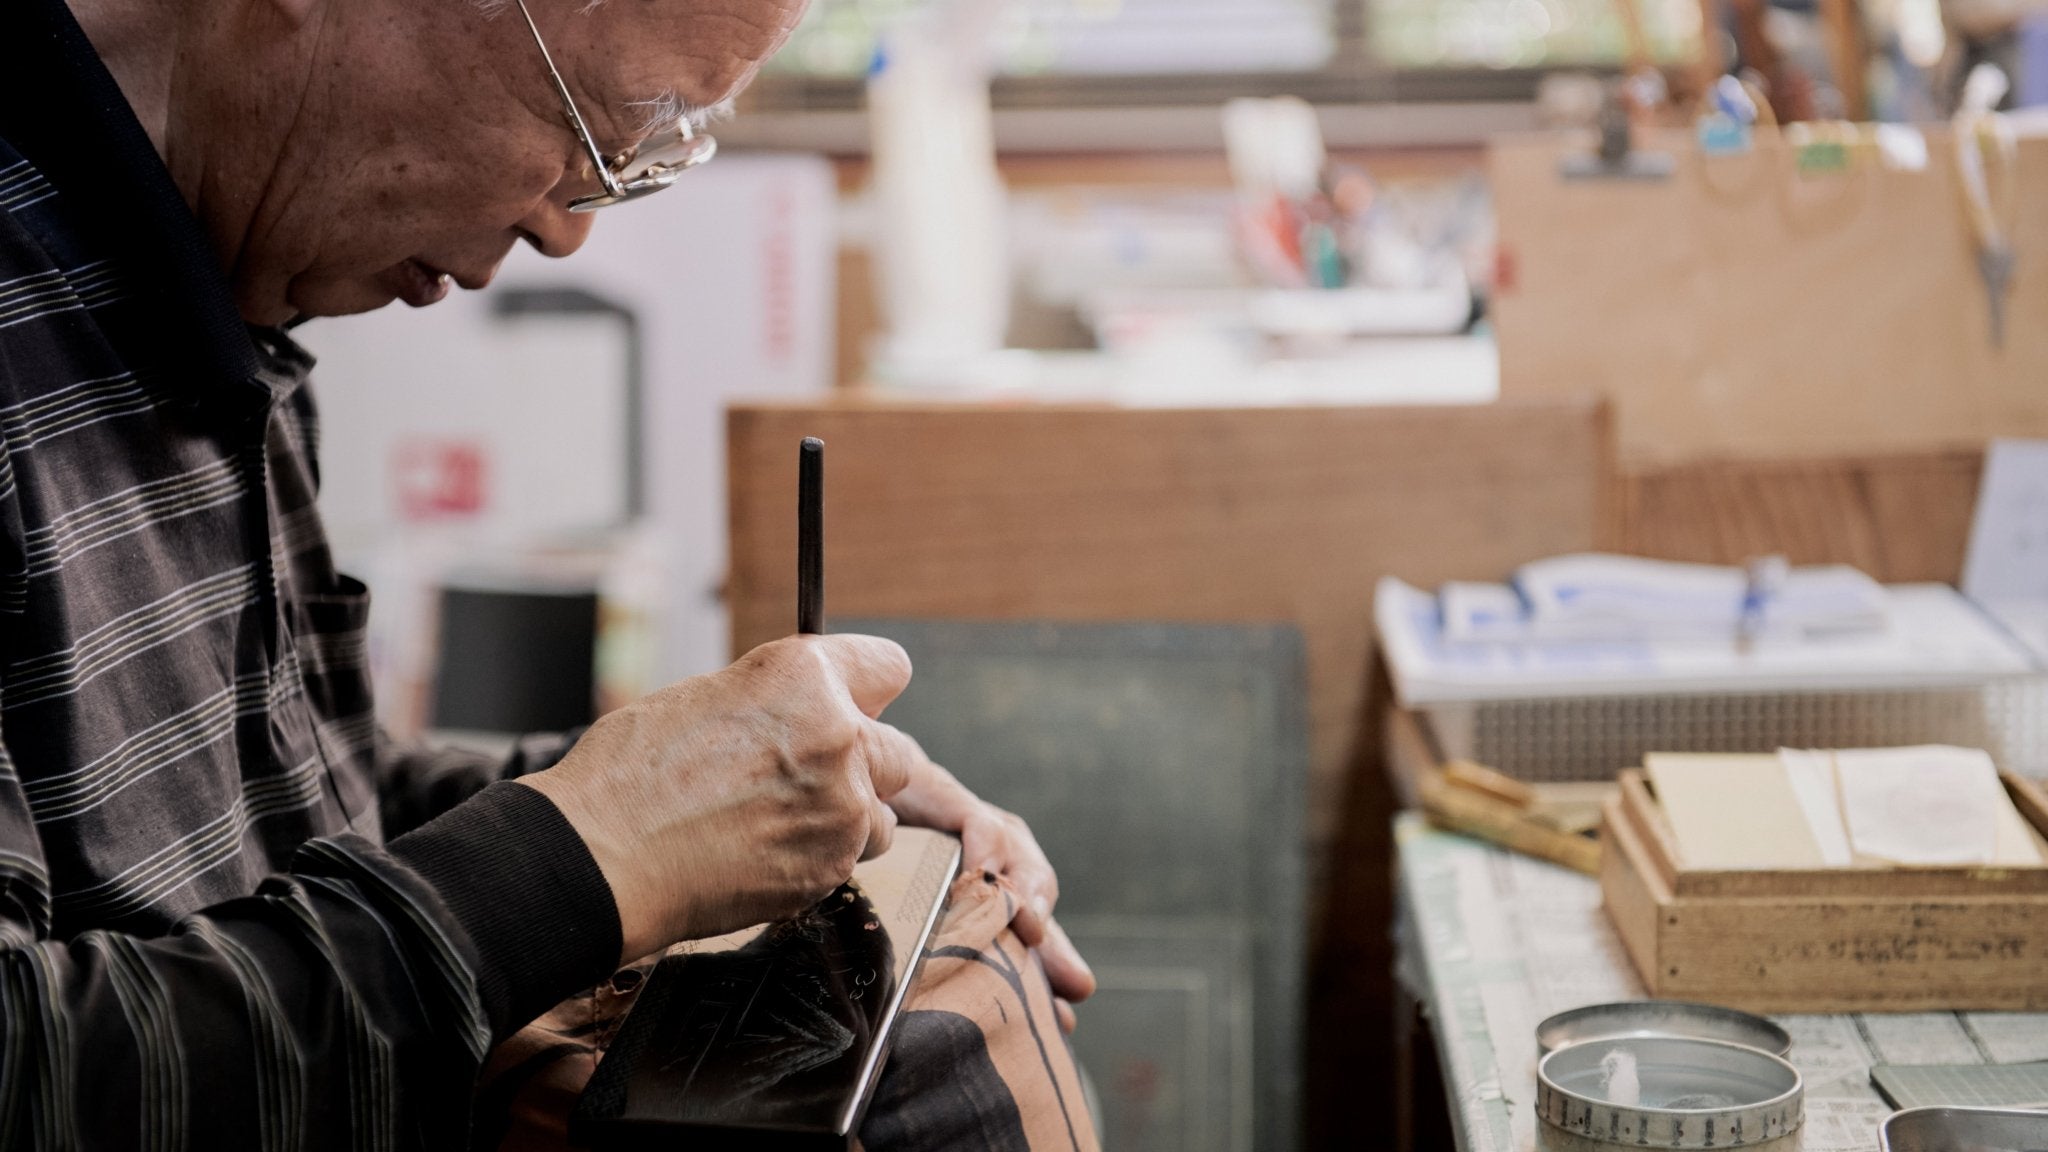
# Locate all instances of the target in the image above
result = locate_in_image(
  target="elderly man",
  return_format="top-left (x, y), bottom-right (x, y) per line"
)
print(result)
top-left (0, 0), bottom-right (1095, 1147)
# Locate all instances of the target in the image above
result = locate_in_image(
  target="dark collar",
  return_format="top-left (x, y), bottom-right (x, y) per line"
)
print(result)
top-left (0, 0), bottom-right (266, 399)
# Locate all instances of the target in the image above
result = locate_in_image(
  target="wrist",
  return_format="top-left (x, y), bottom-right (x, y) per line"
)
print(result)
top-left (515, 773), bottom-right (663, 964)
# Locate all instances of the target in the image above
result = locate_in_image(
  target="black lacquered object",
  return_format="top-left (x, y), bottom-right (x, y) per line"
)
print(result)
top-left (572, 439), bottom-right (959, 1149)
top-left (570, 829), bottom-right (960, 1151)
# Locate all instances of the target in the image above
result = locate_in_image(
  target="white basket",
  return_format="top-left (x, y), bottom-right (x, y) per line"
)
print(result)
top-left (1421, 678), bottom-right (2048, 782)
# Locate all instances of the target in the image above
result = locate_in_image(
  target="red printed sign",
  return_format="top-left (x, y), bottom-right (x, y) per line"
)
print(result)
top-left (394, 439), bottom-right (489, 521)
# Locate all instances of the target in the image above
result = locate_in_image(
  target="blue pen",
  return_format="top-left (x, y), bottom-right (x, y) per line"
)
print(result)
top-left (1738, 555), bottom-right (1787, 649)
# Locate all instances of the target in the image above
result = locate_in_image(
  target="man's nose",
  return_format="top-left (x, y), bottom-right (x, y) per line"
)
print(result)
top-left (516, 194), bottom-right (596, 259)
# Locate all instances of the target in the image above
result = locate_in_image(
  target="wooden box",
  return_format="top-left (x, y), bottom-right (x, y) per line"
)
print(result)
top-left (1600, 769), bottom-right (2048, 1012)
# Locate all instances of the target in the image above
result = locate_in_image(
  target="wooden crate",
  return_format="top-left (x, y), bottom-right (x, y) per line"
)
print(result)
top-left (1600, 768), bottom-right (2048, 1012)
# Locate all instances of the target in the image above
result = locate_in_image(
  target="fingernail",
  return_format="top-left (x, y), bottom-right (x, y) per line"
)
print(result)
top-left (1031, 895), bottom-right (1051, 922)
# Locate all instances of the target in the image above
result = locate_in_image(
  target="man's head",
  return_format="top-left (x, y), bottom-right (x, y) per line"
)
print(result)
top-left (171, 0), bottom-right (806, 323)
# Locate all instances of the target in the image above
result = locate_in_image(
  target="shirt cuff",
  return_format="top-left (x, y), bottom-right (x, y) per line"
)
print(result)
top-left (389, 781), bottom-right (622, 1039)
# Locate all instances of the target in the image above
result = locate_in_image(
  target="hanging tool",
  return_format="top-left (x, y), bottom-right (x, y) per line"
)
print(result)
top-left (1953, 64), bottom-right (2020, 350)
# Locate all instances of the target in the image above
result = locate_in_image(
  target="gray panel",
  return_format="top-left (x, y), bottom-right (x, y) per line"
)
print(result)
top-left (842, 619), bottom-right (1308, 1152)
top-left (1060, 917), bottom-right (1254, 1152)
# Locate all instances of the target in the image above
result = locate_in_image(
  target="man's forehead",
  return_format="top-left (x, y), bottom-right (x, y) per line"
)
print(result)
top-left (559, 0), bottom-right (804, 121)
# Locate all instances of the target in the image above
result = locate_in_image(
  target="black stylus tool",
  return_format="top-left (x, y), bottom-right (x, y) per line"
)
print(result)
top-left (798, 437), bottom-right (824, 636)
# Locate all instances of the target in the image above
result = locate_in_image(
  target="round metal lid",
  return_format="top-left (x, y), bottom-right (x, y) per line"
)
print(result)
top-left (1537, 1000), bottom-right (1793, 1059)
top-left (1537, 1036), bottom-right (1804, 1149)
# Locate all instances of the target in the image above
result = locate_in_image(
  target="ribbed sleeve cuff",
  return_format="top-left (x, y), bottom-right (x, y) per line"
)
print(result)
top-left (390, 781), bottom-right (622, 1039)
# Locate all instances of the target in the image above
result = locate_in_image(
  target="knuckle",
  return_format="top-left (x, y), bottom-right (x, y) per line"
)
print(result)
top-left (735, 637), bottom-right (800, 677)
top-left (862, 636), bottom-right (914, 684)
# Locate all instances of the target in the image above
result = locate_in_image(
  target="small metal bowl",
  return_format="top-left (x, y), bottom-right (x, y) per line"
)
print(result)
top-left (1536, 1036), bottom-right (1804, 1149)
top-left (1879, 1106), bottom-right (2048, 1152)
top-left (1537, 1001), bottom-right (1792, 1059)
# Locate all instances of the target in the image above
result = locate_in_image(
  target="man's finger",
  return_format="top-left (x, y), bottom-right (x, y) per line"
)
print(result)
top-left (1054, 998), bottom-right (1078, 1035)
top-left (859, 721), bottom-right (922, 801)
top-left (1010, 886), bottom-right (1049, 948)
top-left (813, 634), bottom-right (913, 718)
top-left (1040, 918), bottom-right (1096, 1004)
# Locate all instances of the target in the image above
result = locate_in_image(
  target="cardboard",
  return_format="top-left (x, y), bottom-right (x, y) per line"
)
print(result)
top-left (1644, 752), bottom-right (1826, 870)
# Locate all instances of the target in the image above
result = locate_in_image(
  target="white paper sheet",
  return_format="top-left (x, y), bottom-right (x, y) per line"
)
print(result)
top-left (1837, 746), bottom-right (2006, 865)
top-left (1778, 749), bottom-right (1857, 867)
top-left (1963, 439), bottom-right (2048, 603)
top-left (1377, 578), bottom-right (2037, 704)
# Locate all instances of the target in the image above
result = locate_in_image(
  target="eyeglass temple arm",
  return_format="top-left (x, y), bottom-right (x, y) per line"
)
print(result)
top-left (510, 0), bottom-right (627, 197)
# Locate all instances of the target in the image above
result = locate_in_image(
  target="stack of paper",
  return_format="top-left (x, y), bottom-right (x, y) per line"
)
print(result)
top-left (1645, 747), bottom-right (2046, 870)
top-left (1443, 554), bottom-right (1889, 644)
top-left (1376, 576), bottom-right (2036, 704)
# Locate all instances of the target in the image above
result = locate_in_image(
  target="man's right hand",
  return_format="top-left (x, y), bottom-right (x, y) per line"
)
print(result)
top-left (518, 634), bottom-right (923, 964)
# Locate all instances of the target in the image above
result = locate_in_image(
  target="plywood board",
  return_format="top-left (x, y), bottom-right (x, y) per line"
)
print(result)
top-left (727, 397), bottom-right (1614, 879)
top-left (1493, 130), bottom-right (2048, 466)
top-left (1621, 451), bottom-right (1985, 584)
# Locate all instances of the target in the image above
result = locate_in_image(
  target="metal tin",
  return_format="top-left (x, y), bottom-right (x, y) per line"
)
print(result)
top-left (1536, 1036), bottom-right (1804, 1149)
top-left (1879, 1106), bottom-right (2048, 1151)
top-left (1537, 1000), bottom-right (1793, 1059)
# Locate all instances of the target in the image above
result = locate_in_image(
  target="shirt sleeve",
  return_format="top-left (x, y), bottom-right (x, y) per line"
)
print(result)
top-left (374, 730), bottom-right (587, 840)
top-left (0, 711), bottom-right (621, 1150)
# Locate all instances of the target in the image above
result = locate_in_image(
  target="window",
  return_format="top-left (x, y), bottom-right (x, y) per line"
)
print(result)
top-left (750, 0), bottom-right (1703, 109)
top-left (771, 0), bottom-right (1338, 79)
top-left (1370, 0), bottom-right (1702, 69)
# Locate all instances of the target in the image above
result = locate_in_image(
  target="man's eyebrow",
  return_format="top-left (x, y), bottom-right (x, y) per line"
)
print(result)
top-left (476, 0), bottom-right (611, 11)
top-left (625, 90), bottom-right (734, 133)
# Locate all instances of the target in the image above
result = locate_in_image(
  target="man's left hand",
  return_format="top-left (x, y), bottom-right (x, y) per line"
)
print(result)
top-left (885, 753), bottom-right (1096, 1032)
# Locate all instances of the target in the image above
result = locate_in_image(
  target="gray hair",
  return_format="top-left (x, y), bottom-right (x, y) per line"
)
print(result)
top-left (625, 89), bottom-right (736, 134)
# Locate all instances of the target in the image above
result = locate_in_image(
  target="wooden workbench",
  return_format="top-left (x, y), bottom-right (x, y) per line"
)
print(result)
top-left (1393, 814), bottom-right (2048, 1152)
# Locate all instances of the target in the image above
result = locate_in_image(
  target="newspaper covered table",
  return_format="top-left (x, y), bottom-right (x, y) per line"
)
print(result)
top-left (1394, 814), bottom-right (2048, 1152)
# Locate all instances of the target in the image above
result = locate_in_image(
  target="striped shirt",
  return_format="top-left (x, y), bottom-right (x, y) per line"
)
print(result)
top-left (0, 1), bottom-right (621, 1148)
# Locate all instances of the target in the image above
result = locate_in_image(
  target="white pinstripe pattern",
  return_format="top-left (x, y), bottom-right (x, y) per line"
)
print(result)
top-left (21, 459), bottom-right (246, 577)
top-left (297, 842), bottom-right (491, 1061)
top-left (270, 889), bottom-right (399, 1152)
top-left (4, 946), bottom-right (82, 1150)
top-left (295, 629), bottom-right (367, 679)
top-left (0, 371), bottom-right (165, 455)
top-left (54, 762), bottom-right (331, 923)
top-left (93, 932), bottom-right (187, 1152)
top-left (183, 920), bottom-right (305, 1152)
top-left (3, 564), bottom-right (261, 708)
top-left (0, 260), bottom-right (124, 332)
top-left (315, 713), bottom-right (378, 765)
top-left (22, 684), bottom-right (243, 824)
top-left (0, 835), bottom-right (51, 937)
top-left (0, 162), bottom-right (53, 212)
top-left (271, 504), bottom-right (327, 562)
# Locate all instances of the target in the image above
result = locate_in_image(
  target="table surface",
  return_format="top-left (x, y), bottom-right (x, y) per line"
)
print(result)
top-left (1394, 814), bottom-right (2048, 1152)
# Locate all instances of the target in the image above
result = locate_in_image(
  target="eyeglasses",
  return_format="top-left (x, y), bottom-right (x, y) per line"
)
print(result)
top-left (511, 0), bottom-right (717, 212)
